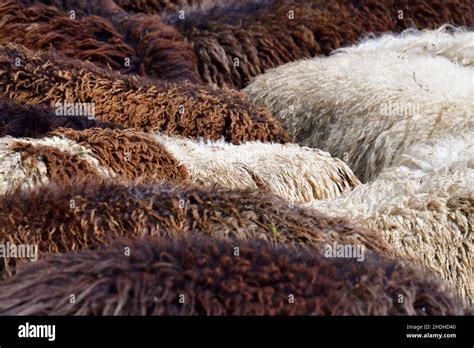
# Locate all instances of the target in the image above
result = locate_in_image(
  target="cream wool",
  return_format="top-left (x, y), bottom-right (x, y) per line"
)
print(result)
top-left (244, 51), bottom-right (474, 182)
top-left (155, 134), bottom-right (360, 202)
top-left (308, 135), bottom-right (474, 305)
top-left (334, 25), bottom-right (474, 67)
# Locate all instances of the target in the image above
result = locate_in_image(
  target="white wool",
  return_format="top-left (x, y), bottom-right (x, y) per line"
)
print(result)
top-left (333, 25), bottom-right (474, 67)
top-left (0, 138), bottom-right (49, 193)
top-left (0, 136), bottom-right (115, 194)
top-left (244, 51), bottom-right (474, 182)
top-left (155, 134), bottom-right (360, 202)
top-left (308, 135), bottom-right (474, 304)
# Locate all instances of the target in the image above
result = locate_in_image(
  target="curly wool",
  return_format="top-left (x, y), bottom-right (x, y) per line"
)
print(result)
top-left (170, 0), bottom-right (474, 88)
top-left (155, 134), bottom-right (360, 202)
top-left (308, 135), bottom-right (474, 305)
top-left (0, 180), bottom-right (391, 276)
top-left (0, 97), bottom-right (117, 138)
top-left (17, 0), bottom-right (201, 83)
top-left (0, 43), bottom-right (289, 144)
top-left (0, 1), bottom-right (139, 74)
top-left (0, 127), bottom-right (189, 193)
top-left (0, 235), bottom-right (467, 315)
top-left (244, 51), bottom-right (474, 182)
top-left (334, 25), bottom-right (474, 66)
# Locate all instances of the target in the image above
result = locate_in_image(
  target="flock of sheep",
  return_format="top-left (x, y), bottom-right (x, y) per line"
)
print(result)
top-left (0, 0), bottom-right (472, 315)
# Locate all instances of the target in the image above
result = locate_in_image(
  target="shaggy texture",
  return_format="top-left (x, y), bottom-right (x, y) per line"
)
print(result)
top-left (308, 135), bottom-right (474, 305)
top-left (167, 0), bottom-right (474, 88)
top-left (334, 25), bottom-right (474, 66)
top-left (155, 134), bottom-right (360, 202)
top-left (0, 128), bottom-right (189, 193)
top-left (0, 235), bottom-right (467, 315)
top-left (17, 0), bottom-right (202, 83)
top-left (0, 1), bottom-right (139, 74)
top-left (0, 180), bottom-right (391, 276)
top-left (0, 97), bottom-right (117, 138)
top-left (244, 51), bottom-right (474, 182)
top-left (115, 0), bottom-right (195, 14)
top-left (0, 43), bottom-right (289, 144)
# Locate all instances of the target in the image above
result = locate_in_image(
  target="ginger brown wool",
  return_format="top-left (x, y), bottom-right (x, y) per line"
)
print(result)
top-left (47, 127), bottom-right (190, 183)
top-left (0, 44), bottom-right (288, 144)
top-left (0, 1), bottom-right (139, 74)
top-left (169, 0), bottom-right (474, 88)
top-left (0, 180), bottom-right (391, 277)
top-left (0, 235), bottom-right (467, 315)
top-left (17, 0), bottom-right (202, 83)
top-left (0, 97), bottom-right (117, 139)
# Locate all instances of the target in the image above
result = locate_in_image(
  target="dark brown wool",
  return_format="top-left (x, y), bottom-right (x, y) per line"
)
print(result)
top-left (0, 1), bottom-right (139, 74)
top-left (0, 44), bottom-right (288, 143)
top-left (0, 97), bottom-right (117, 138)
top-left (47, 127), bottom-right (189, 183)
top-left (0, 235), bottom-right (467, 315)
top-left (114, 0), bottom-right (195, 13)
top-left (17, 0), bottom-right (202, 83)
top-left (170, 0), bottom-right (474, 88)
top-left (0, 180), bottom-right (390, 276)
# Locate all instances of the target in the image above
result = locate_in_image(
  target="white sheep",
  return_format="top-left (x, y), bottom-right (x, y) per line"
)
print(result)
top-left (333, 25), bottom-right (474, 66)
top-left (244, 51), bottom-right (474, 182)
top-left (155, 134), bottom-right (360, 202)
top-left (308, 134), bottom-right (474, 305)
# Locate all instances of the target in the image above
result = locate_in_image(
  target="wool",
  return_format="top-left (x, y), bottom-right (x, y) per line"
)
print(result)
top-left (155, 134), bottom-right (360, 202)
top-left (0, 97), bottom-right (117, 138)
top-left (308, 135), bottom-right (474, 305)
top-left (169, 0), bottom-right (474, 88)
top-left (0, 235), bottom-right (466, 315)
top-left (0, 43), bottom-right (289, 144)
top-left (115, 0), bottom-right (195, 13)
top-left (0, 128), bottom-right (189, 194)
top-left (244, 51), bottom-right (474, 182)
top-left (0, 1), bottom-right (139, 74)
top-left (334, 25), bottom-right (474, 66)
top-left (0, 180), bottom-right (391, 276)
top-left (17, 0), bottom-right (202, 83)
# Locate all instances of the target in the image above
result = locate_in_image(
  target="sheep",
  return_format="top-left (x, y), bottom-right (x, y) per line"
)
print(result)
top-left (155, 134), bottom-right (360, 202)
top-left (308, 134), bottom-right (474, 305)
top-left (0, 127), bottom-right (189, 194)
top-left (0, 97), bottom-right (117, 138)
top-left (0, 127), bottom-right (358, 202)
top-left (0, 43), bottom-right (289, 144)
top-left (0, 179), bottom-right (393, 277)
top-left (244, 51), bottom-right (474, 182)
top-left (164, 0), bottom-right (474, 88)
top-left (0, 1), bottom-right (140, 74)
top-left (114, 0), bottom-right (195, 14)
top-left (17, 0), bottom-right (202, 83)
top-left (334, 25), bottom-right (474, 66)
top-left (0, 235), bottom-right (467, 315)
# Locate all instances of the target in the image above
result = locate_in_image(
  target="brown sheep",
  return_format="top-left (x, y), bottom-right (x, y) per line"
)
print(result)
top-left (168, 0), bottom-right (474, 88)
top-left (0, 128), bottom-right (189, 195)
top-left (17, 0), bottom-right (202, 83)
top-left (0, 97), bottom-right (117, 138)
top-left (0, 179), bottom-right (392, 277)
top-left (0, 43), bottom-right (289, 143)
top-left (0, 235), bottom-right (467, 315)
top-left (0, 1), bottom-right (139, 74)
top-left (46, 127), bottom-right (190, 183)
